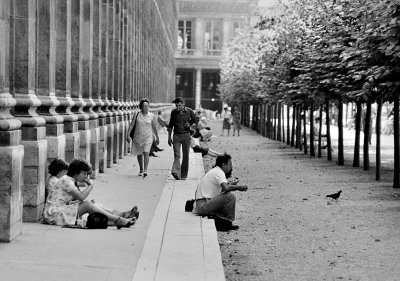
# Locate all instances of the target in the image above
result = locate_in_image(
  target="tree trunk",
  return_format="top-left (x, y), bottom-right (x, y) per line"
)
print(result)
top-left (291, 105), bottom-right (296, 147)
top-left (274, 103), bottom-right (278, 140)
top-left (363, 101), bottom-right (372, 171)
top-left (310, 103), bottom-right (315, 157)
top-left (277, 102), bottom-right (282, 141)
top-left (303, 107), bottom-right (308, 154)
top-left (393, 96), bottom-right (399, 188)
top-left (353, 102), bottom-right (362, 167)
top-left (376, 98), bottom-right (382, 181)
top-left (296, 105), bottom-right (302, 150)
top-left (318, 106), bottom-right (323, 158)
top-left (282, 104), bottom-right (285, 143)
top-left (337, 97), bottom-right (344, 165)
top-left (287, 105), bottom-right (291, 145)
top-left (325, 99), bottom-right (332, 161)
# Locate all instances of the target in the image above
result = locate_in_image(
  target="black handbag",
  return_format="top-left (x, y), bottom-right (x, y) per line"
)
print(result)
top-left (185, 199), bottom-right (195, 212)
top-left (129, 112), bottom-right (139, 139)
top-left (86, 212), bottom-right (108, 229)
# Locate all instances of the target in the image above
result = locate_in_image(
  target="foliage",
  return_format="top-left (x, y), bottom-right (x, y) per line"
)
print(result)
top-left (219, 0), bottom-right (400, 107)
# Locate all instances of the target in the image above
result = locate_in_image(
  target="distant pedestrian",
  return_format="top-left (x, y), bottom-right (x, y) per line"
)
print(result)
top-left (168, 97), bottom-right (197, 180)
top-left (232, 106), bottom-right (241, 136)
top-left (221, 107), bottom-right (232, 136)
top-left (127, 98), bottom-right (159, 177)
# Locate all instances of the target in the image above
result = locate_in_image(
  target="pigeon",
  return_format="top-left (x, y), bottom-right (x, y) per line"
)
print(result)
top-left (326, 190), bottom-right (342, 201)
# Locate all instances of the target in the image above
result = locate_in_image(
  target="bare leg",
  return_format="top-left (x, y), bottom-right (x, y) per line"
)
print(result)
top-left (227, 129), bottom-right (230, 136)
top-left (78, 201), bottom-right (132, 226)
top-left (143, 152), bottom-right (149, 173)
top-left (137, 154), bottom-right (144, 172)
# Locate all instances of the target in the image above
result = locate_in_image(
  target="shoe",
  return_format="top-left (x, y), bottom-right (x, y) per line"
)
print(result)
top-left (181, 177), bottom-right (187, 180)
top-left (172, 173), bottom-right (180, 180)
top-left (214, 217), bottom-right (233, 231)
top-left (143, 172), bottom-right (147, 178)
top-left (115, 217), bottom-right (136, 229)
top-left (122, 206), bottom-right (139, 220)
top-left (154, 146), bottom-right (164, 152)
top-left (138, 171), bottom-right (143, 176)
top-left (149, 152), bottom-right (158, 157)
top-left (230, 225), bottom-right (239, 230)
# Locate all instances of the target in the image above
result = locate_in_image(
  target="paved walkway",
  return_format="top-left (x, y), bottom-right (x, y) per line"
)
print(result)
top-left (0, 132), bottom-right (225, 281)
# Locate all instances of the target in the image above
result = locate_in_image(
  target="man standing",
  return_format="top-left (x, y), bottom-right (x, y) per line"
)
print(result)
top-left (193, 154), bottom-right (248, 231)
top-left (168, 97), bottom-right (197, 180)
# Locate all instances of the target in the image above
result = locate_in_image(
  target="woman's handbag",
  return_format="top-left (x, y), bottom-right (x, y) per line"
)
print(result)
top-left (129, 112), bottom-right (139, 139)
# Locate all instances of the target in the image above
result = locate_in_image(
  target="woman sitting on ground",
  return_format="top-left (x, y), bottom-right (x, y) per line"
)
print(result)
top-left (45, 158), bottom-right (69, 201)
top-left (42, 158), bottom-right (136, 229)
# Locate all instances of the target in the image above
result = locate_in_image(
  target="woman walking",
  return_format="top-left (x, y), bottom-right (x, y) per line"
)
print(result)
top-left (232, 106), bottom-right (241, 136)
top-left (221, 107), bottom-right (232, 136)
top-left (127, 98), bottom-right (159, 177)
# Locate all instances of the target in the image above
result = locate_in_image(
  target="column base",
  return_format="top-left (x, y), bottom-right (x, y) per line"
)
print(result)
top-left (21, 138), bottom-right (47, 222)
top-left (0, 145), bottom-right (24, 242)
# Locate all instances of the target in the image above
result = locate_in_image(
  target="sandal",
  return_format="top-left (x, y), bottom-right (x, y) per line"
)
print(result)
top-left (115, 217), bottom-right (136, 229)
top-left (122, 206), bottom-right (140, 220)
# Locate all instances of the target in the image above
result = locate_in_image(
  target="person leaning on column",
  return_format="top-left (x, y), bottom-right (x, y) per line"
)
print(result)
top-left (167, 97), bottom-right (197, 180)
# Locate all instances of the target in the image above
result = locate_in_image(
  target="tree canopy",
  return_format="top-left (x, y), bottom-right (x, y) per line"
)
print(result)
top-left (219, 0), bottom-right (400, 107)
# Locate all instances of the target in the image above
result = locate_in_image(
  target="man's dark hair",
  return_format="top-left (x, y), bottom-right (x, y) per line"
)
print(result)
top-left (215, 154), bottom-right (231, 168)
top-left (67, 159), bottom-right (92, 177)
top-left (172, 97), bottom-right (184, 104)
top-left (139, 98), bottom-right (149, 109)
top-left (48, 159), bottom-right (69, 176)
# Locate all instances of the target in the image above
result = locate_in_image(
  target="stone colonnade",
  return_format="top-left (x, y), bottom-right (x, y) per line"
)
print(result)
top-left (0, 0), bottom-right (177, 242)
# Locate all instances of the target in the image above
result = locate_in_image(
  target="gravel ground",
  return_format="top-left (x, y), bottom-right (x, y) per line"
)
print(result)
top-left (202, 120), bottom-right (400, 281)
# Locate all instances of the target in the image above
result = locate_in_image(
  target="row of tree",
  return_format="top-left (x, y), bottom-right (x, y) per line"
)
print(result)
top-left (219, 0), bottom-right (400, 187)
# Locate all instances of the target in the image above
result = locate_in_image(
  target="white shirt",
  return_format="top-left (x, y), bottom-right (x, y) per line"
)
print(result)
top-left (222, 111), bottom-right (232, 119)
top-left (195, 166), bottom-right (228, 199)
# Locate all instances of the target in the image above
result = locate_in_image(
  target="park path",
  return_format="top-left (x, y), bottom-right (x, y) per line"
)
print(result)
top-left (202, 119), bottom-right (400, 281)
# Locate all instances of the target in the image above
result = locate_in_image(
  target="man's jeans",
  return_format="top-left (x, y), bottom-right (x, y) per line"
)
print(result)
top-left (172, 133), bottom-right (191, 178)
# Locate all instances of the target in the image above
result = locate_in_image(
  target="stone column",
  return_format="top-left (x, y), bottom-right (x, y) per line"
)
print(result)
top-left (80, 0), bottom-right (100, 178)
top-left (36, 0), bottom-right (66, 165)
top-left (10, 0), bottom-right (48, 222)
top-left (99, 0), bottom-right (114, 168)
top-left (69, 0), bottom-right (91, 164)
top-left (108, 0), bottom-right (120, 164)
top-left (195, 68), bottom-right (202, 110)
top-left (57, 0), bottom-right (80, 164)
top-left (91, 0), bottom-right (107, 173)
top-left (0, 0), bottom-right (24, 242)
top-left (115, 0), bottom-right (124, 160)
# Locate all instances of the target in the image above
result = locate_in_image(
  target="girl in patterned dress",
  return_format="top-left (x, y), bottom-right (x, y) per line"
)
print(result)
top-left (43, 159), bottom-right (136, 228)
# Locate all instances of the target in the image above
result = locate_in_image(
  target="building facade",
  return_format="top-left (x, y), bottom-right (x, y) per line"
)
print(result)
top-left (0, 0), bottom-right (176, 242)
top-left (175, 0), bottom-right (254, 112)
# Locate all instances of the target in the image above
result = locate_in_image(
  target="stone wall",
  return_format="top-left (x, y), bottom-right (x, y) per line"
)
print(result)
top-left (0, 0), bottom-right (176, 242)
